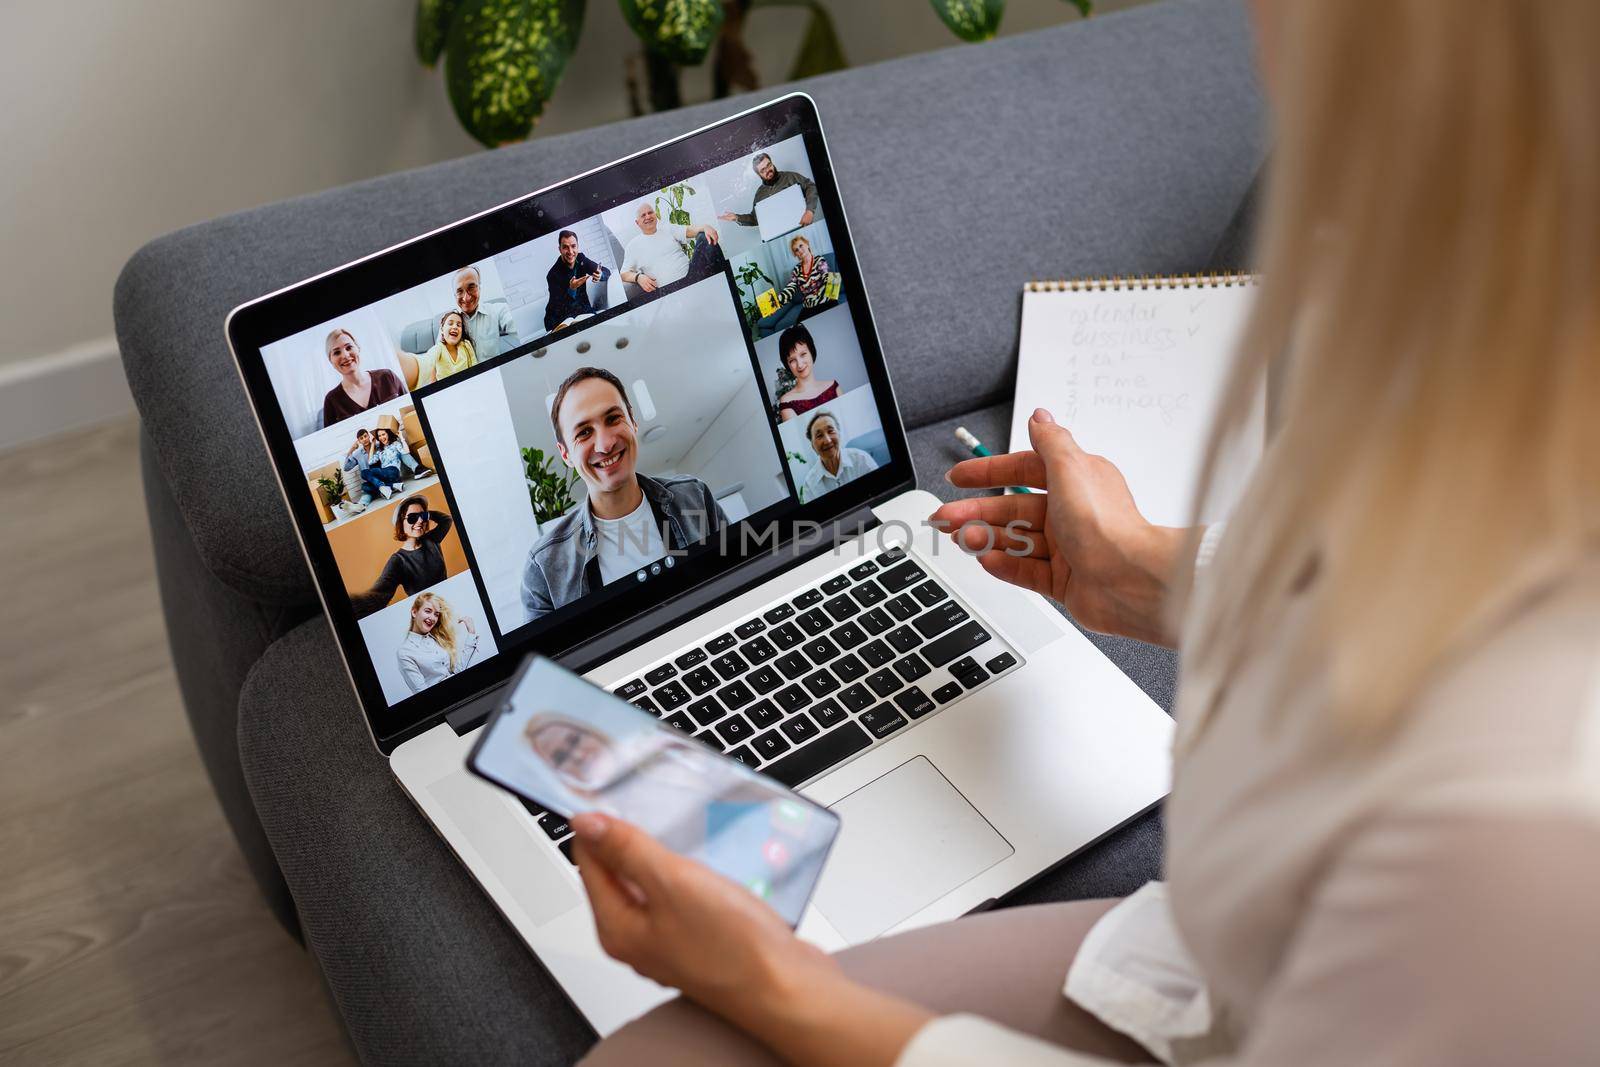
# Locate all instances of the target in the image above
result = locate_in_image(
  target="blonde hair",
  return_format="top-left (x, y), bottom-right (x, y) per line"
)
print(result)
top-left (408, 592), bottom-right (461, 672)
top-left (790, 234), bottom-right (811, 258)
top-left (1180, 1), bottom-right (1600, 741)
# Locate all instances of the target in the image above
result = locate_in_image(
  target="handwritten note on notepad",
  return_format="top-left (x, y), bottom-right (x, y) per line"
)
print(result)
top-left (1007, 279), bottom-right (1264, 527)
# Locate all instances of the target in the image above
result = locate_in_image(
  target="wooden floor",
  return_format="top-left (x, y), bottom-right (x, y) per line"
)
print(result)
top-left (0, 420), bottom-right (356, 1065)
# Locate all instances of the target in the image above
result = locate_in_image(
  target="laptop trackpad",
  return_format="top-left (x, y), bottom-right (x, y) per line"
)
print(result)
top-left (429, 771), bottom-right (579, 927)
top-left (813, 757), bottom-right (1013, 942)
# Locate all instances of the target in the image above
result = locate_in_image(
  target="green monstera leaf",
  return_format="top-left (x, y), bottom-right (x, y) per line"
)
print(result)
top-left (416, 0), bottom-right (466, 65)
top-left (444, 0), bottom-right (585, 147)
top-left (929, 0), bottom-right (1004, 43)
top-left (620, 0), bottom-right (724, 66)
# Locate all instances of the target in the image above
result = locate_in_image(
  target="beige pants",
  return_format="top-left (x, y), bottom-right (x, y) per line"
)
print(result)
top-left (580, 899), bottom-right (1156, 1066)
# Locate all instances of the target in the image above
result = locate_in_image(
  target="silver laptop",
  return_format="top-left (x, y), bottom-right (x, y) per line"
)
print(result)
top-left (226, 94), bottom-right (1172, 1037)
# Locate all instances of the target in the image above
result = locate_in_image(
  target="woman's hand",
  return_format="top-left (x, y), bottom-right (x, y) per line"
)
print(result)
top-left (572, 813), bottom-right (838, 1020)
top-left (572, 813), bottom-right (932, 1065)
top-left (929, 408), bottom-right (1190, 647)
top-left (460, 615), bottom-right (476, 635)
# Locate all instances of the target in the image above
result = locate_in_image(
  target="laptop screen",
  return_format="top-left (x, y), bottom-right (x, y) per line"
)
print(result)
top-left (229, 96), bottom-right (911, 749)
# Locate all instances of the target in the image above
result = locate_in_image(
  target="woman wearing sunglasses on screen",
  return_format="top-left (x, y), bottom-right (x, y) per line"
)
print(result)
top-left (351, 497), bottom-right (456, 618)
top-left (396, 591), bottom-right (477, 693)
top-left (568, 2), bottom-right (1600, 1065)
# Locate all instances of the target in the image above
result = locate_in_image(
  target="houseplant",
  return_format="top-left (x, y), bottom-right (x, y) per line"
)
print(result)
top-left (523, 446), bottom-right (581, 524)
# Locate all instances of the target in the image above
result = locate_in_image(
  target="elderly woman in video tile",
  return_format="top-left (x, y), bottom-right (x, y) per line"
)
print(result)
top-left (351, 496), bottom-right (457, 617)
top-left (801, 410), bottom-right (877, 499)
top-left (520, 367), bottom-right (726, 624)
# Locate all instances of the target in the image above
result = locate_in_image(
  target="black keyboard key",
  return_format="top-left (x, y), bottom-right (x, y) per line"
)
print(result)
top-left (811, 697), bottom-right (847, 729)
top-left (774, 651), bottom-right (812, 679)
top-left (763, 603), bottom-right (796, 624)
top-left (852, 579), bottom-right (886, 607)
top-left (707, 632), bottom-right (736, 654)
top-left (894, 686), bottom-right (936, 719)
top-left (780, 714), bottom-right (821, 746)
top-left (539, 813), bottom-right (572, 840)
top-left (774, 684), bottom-right (811, 714)
top-left (683, 665), bottom-right (719, 695)
top-left (655, 680), bottom-right (690, 710)
top-left (894, 654), bottom-right (930, 683)
top-left (860, 705), bottom-right (908, 739)
top-left (696, 730), bottom-right (725, 751)
top-left (949, 656), bottom-right (980, 679)
top-left (735, 618), bottom-right (766, 640)
top-left (848, 560), bottom-right (880, 581)
top-left (751, 729), bottom-right (792, 761)
top-left (866, 668), bottom-right (902, 698)
top-left (986, 652), bottom-right (1018, 674)
top-left (748, 665), bottom-right (783, 695)
top-left (715, 713), bottom-right (755, 744)
top-left (803, 669), bottom-right (840, 698)
top-left (886, 626), bottom-right (923, 654)
top-left (876, 545), bottom-right (907, 566)
top-left (770, 622), bottom-right (805, 650)
top-left (717, 679), bottom-right (755, 709)
top-left (823, 594), bottom-right (860, 622)
top-left (879, 560), bottom-right (926, 593)
top-left (933, 681), bottom-right (964, 704)
top-left (923, 621), bottom-right (993, 667)
top-left (957, 665), bottom-right (990, 688)
top-left (797, 608), bottom-right (831, 635)
top-left (821, 573), bottom-right (852, 595)
top-left (762, 722), bottom-right (872, 787)
top-left (798, 637), bottom-right (838, 665)
top-left (859, 607), bottom-right (893, 635)
top-left (710, 650), bottom-right (749, 680)
top-left (663, 709), bottom-right (696, 734)
top-left (687, 696), bottom-right (726, 726)
top-left (833, 621), bottom-right (867, 649)
top-left (516, 795), bottom-right (546, 819)
top-left (631, 695), bottom-right (660, 716)
top-left (675, 648), bottom-right (708, 669)
top-left (914, 601), bottom-right (970, 639)
top-left (859, 639), bottom-right (894, 668)
top-left (833, 652), bottom-right (867, 683)
top-left (839, 683), bottom-right (874, 713)
top-left (741, 635), bottom-right (777, 664)
top-left (725, 744), bottom-right (759, 767)
top-left (912, 579), bottom-right (949, 607)
top-left (557, 838), bottom-right (575, 864)
top-left (645, 663), bottom-right (677, 685)
top-left (791, 588), bottom-right (824, 609)
top-left (745, 699), bottom-right (784, 730)
top-left (886, 594), bottom-right (921, 621)
top-left (615, 678), bottom-right (646, 701)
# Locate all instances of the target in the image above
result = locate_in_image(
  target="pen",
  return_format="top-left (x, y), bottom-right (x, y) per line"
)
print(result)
top-left (954, 427), bottom-right (1034, 493)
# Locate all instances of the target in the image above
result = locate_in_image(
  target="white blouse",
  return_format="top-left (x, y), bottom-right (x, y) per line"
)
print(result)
top-left (397, 629), bottom-right (480, 693)
top-left (898, 544), bottom-right (1600, 1066)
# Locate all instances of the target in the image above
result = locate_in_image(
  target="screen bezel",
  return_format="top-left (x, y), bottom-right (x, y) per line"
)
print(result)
top-left (465, 654), bottom-right (843, 929)
top-left (225, 94), bottom-right (915, 754)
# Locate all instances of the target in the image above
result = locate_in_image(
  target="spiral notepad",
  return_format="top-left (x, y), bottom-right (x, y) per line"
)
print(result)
top-left (1008, 272), bottom-right (1264, 527)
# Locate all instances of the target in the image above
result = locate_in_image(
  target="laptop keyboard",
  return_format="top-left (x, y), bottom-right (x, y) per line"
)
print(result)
top-left (519, 546), bottom-right (1020, 863)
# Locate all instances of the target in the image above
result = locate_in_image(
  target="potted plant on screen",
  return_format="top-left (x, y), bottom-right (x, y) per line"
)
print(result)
top-left (524, 446), bottom-right (581, 525)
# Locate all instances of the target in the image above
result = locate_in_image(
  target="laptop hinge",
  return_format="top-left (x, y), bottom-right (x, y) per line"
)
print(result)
top-left (442, 507), bottom-right (884, 737)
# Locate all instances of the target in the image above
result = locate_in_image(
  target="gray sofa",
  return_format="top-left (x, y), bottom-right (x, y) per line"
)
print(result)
top-left (115, 1), bottom-right (1264, 1061)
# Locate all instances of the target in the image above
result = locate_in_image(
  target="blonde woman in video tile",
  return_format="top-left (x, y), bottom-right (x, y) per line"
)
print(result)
top-left (422, 309), bottom-right (476, 385)
top-left (321, 327), bottom-right (406, 429)
top-left (397, 591), bottom-right (478, 693)
top-left (351, 496), bottom-right (456, 617)
top-left (800, 410), bottom-right (877, 499)
top-left (774, 324), bottom-right (839, 422)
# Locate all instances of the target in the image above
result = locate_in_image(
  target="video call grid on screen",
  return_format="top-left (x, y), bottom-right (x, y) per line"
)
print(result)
top-left (237, 101), bottom-right (908, 734)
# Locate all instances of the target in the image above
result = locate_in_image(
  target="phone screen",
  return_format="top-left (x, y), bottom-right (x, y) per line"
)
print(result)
top-left (468, 656), bottom-right (841, 927)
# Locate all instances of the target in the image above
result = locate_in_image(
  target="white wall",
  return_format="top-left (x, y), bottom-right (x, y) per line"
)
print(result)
top-left (0, 0), bottom-right (1146, 376)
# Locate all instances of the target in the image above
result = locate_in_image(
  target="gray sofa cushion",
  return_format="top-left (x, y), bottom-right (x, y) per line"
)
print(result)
top-left (114, 0), bottom-right (1262, 607)
top-left (241, 400), bottom-right (1173, 1066)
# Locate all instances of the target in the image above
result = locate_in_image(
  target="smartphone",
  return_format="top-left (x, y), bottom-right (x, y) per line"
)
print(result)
top-left (467, 655), bottom-right (842, 928)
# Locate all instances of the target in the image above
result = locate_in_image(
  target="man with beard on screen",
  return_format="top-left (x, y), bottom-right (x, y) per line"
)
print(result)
top-left (716, 152), bottom-right (820, 229)
top-left (520, 367), bottom-right (727, 623)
